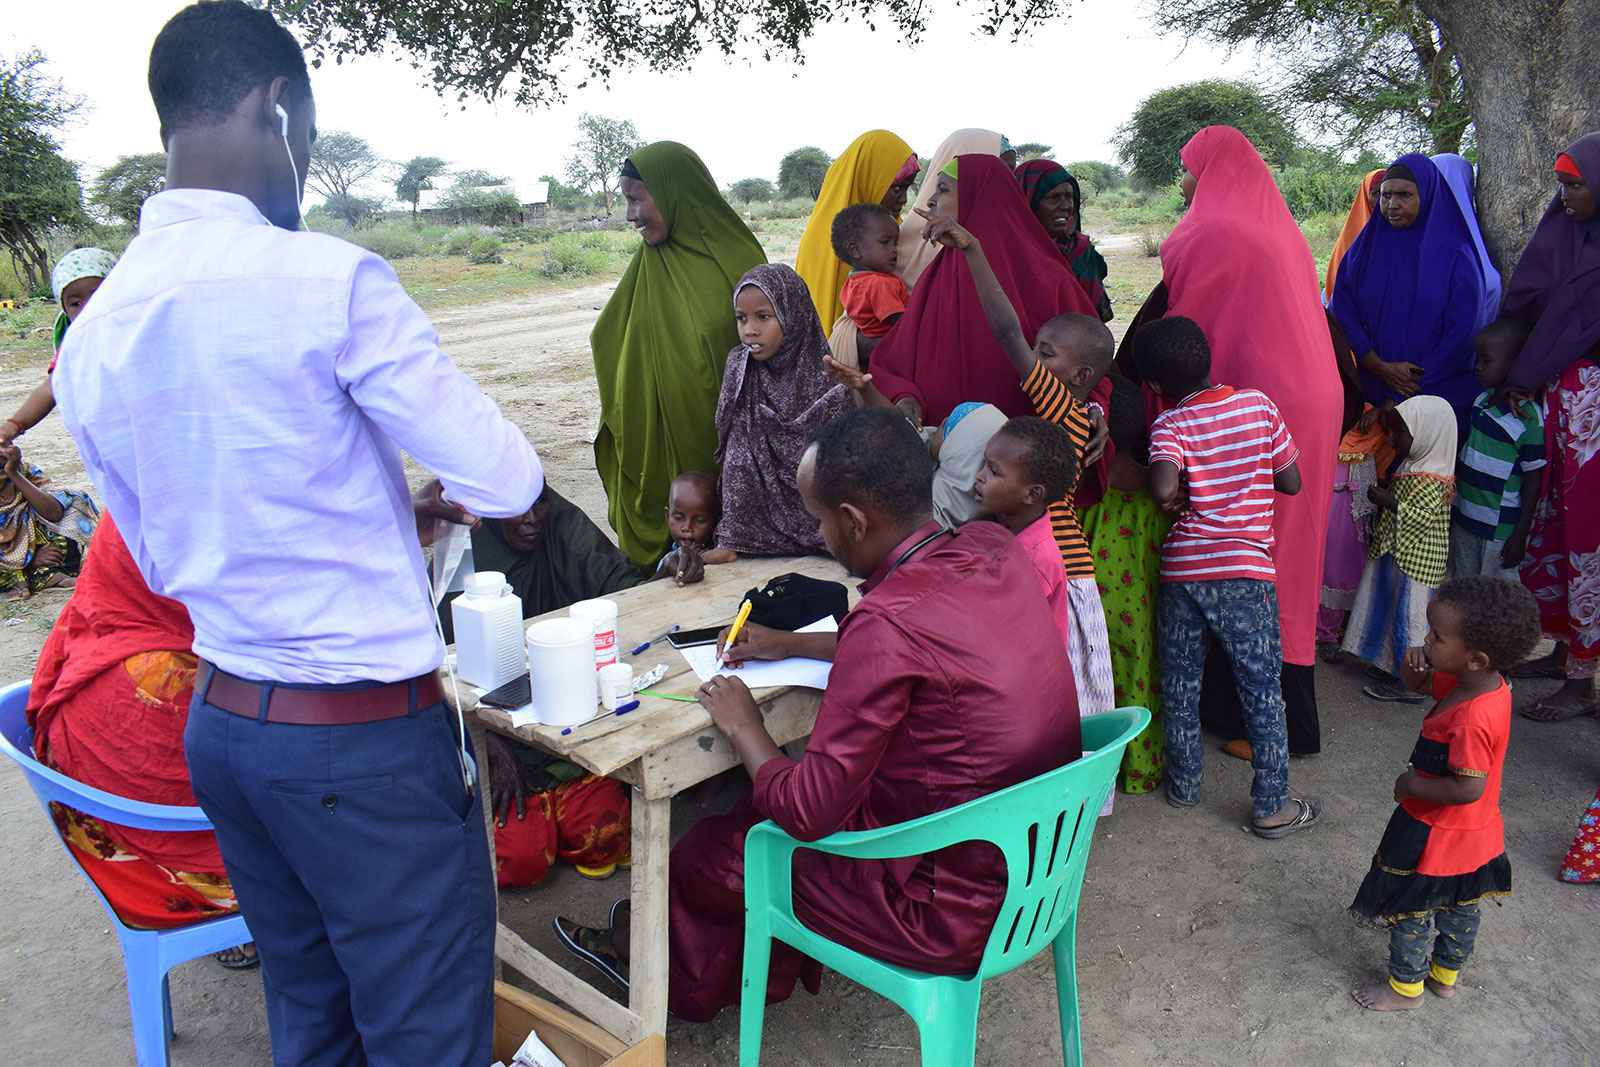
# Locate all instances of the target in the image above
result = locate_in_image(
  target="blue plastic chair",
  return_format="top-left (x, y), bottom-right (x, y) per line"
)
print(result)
top-left (740, 706), bottom-right (1151, 1066)
top-left (0, 680), bottom-right (251, 1067)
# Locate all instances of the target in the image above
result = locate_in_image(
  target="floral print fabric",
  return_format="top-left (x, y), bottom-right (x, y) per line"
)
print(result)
top-left (1520, 360), bottom-right (1600, 668)
top-left (1560, 786), bottom-right (1600, 883)
top-left (1082, 488), bottom-right (1170, 793)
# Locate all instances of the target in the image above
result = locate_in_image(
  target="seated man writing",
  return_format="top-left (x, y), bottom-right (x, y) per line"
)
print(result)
top-left (555, 408), bottom-right (1083, 1019)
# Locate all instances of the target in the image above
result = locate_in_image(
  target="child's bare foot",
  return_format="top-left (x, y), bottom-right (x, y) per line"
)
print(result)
top-left (1352, 980), bottom-right (1422, 1012)
top-left (1425, 976), bottom-right (1457, 999)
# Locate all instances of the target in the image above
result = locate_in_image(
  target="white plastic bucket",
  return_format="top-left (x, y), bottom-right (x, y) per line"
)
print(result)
top-left (525, 618), bottom-right (598, 726)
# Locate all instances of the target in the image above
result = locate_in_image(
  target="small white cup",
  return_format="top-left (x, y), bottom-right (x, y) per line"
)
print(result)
top-left (597, 662), bottom-right (634, 711)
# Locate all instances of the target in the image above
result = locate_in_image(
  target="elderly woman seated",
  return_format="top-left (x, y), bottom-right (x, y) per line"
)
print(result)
top-left (423, 481), bottom-right (651, 887)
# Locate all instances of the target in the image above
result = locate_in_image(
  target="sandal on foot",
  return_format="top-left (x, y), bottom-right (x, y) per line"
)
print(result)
top-left (1251, 796), bottom-right (1322, 839)
top-left (1519, 695), bottom-right (1599, 723)
top-left (554, 915), bottom-right (629, 991)
top-left (1165, 784), bottom-right (1199, 809)
top-left (1508, 655), bottom-right (1567, 680)
top-left (1362, 682), bottom-right (1426, 704)
top-left (1219, 739), bottom-right (1253, 762)
top-left (215, 943), bottom-right (260, 970)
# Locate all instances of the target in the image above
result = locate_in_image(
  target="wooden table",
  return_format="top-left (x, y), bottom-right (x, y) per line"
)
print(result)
top-left (450, 554), bottom-right (854, 1050)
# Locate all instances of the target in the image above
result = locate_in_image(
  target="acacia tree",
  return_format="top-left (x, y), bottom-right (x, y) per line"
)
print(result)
top-left (394, 154), bottom-right (448, 216)
top-left (0, 51), bottom-right (86, 296)
top-left (1152, 0), bottom-right (1469, 156)
top-left (565, 114), bottom-right (644, 215)
top-left (90, 153), bottom-right (167, 226)
top-left (270, 0), bottom-right (1597, 264)
top-left (306, 129), bottom-right (384, 202)
top-left (1114, 81), bottom-right (1298, 187)
top-left (1011, 142), bottom-right (1053, 162)
top-left (777, 147), bottom-right (830, 199)
top-left (728, 177), bottom-right (776, 204)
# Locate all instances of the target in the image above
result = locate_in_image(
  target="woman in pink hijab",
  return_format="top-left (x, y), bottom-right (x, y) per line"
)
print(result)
top-left (1122, 126), bottom-right (1343, 755)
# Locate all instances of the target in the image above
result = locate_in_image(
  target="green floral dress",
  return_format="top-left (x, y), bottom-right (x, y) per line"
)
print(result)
top-left (1081, 487), bottom-right (1171, 794)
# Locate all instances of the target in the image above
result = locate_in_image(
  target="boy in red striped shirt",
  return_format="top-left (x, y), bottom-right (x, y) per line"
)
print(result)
top-left (1138, 317), bottom-right (1321, 839)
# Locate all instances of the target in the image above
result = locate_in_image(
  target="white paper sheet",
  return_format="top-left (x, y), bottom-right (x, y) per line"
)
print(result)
top-left (679, 616), bottom-right (838, 690)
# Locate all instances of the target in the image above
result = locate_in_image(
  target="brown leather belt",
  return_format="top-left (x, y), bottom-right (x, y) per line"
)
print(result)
top-left (201, 664), bottom-right (446, 725)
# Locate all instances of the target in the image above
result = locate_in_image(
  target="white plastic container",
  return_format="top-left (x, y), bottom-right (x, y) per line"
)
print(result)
top-left (568, 598), bottom-right (620, 669)
top-left (597, 662), bottom-right (634, 711)
top-left (451, 571), bottom-right (525, 691)
top-left (525, 617), bottom-right (599, 726)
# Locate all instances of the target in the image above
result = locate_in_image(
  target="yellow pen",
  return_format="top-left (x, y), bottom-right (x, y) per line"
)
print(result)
top-left (718, 598), bottom-right (754, 668)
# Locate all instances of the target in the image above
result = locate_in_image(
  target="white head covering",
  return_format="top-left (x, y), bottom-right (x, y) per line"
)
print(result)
top-left (895, 129), bottom-right (1004, 289)
top-left (51, 248), bottom-right (118, 305)
top-left (931, 402), bottom-right (1007, 528)
top-left (1394, 395), bottom-right (1458, 480)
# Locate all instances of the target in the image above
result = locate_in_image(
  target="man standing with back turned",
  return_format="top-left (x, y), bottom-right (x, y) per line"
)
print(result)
top-left (52, 3), bottom-right (542, 1063)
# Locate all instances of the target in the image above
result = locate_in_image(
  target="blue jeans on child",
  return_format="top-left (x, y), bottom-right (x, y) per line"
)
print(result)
top-left (1158, 578), bottom-right (1289, 820)
top-left (1388, 903), bottom-right (1481, 986)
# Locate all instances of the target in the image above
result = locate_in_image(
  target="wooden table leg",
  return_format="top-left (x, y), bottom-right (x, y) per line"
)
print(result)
top-left (627, 792), bottom-right (672, 1043)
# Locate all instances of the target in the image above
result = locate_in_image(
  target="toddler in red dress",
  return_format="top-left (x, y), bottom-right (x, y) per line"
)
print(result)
top-left (830, 203), bottom-right (909, 365)
top-left (1348, 576), bottom-right (1541, 1011)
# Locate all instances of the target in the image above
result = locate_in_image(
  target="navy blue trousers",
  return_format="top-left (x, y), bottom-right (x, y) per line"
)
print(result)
top-left (185, 676), bottom-right (494, 1067)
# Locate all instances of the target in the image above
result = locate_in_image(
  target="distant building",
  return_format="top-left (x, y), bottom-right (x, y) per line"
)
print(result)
top-left (419, 180), bottom-right (550, 223)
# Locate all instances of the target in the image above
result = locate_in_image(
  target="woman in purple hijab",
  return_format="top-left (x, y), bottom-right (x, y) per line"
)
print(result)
top-left (1331, 153), bottom-right (1487, 427)
top-left (1498, 133), bottom-right (1600, 733)
top-left (1504, 133), bottom-right (1600, 878)
top-left (1431, 152), bottom-right (1503, 330)
top-left (712, 263), bottom-right (853, 557)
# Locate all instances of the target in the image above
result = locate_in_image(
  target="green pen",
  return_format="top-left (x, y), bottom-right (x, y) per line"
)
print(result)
top-left (640, 689), bottom-right (699, 703)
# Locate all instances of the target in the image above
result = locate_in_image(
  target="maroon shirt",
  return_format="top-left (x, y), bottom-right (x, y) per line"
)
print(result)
top-left (752, 519), bottom-right (1082, 972)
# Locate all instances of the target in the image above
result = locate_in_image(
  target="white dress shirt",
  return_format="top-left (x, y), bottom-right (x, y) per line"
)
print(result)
top-left (55, 189), bottom-right (543, 684)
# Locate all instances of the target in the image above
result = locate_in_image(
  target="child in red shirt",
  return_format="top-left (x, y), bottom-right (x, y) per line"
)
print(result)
top-left (830, 203), bottom-right (909, 364)
top-left (1349, 576), bottom-right (1541, 1012)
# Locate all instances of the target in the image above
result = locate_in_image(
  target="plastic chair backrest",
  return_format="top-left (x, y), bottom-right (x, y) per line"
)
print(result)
top-left (0, 681), bottom-right (214, 833)
top-left (971, 711), bottom-right (1134, 979)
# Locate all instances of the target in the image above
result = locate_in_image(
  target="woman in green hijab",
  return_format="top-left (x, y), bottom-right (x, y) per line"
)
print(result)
top-left (592, 142), bottom-right (766, 565)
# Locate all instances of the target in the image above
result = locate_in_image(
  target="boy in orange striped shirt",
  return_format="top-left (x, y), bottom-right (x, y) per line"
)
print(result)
top-left (924, 217), bottom-right (1117, 713)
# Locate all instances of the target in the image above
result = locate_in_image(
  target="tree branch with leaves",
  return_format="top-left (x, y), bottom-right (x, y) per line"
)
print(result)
top-left (565, 114), bottom-right (644, 216)
top-left (306, 129), bottom-right (385, 202)
top-left (0, 50), bottom-right (87, 297)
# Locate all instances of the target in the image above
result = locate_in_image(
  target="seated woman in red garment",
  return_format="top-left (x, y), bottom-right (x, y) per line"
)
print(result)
top-left (554, 409), bottom-right (1083, 1019)
top-left (868, 155), bottom-right (1100, 426)
top-left (26, 513), bottom-right (259, 967)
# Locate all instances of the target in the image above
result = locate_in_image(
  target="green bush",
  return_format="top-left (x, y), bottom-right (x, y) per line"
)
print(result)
top-left (445, 229), bottom-right (478, 256)
top-left (351, 221), bottom-right (427, 260)
top-left (1275, 165), bottom-right (1370, 219)
top-left (741, 197), bottom-right (816, 222)
top-left (1139, 230), bottom-right (1166, 258)
top-left (540, 233), bottom-right (608, 278)
top-left (466, 236), bottom-right (504, 265)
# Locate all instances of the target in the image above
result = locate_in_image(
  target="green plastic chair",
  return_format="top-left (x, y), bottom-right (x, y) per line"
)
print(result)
top-left (739, 706), bottom-right (1150, 1066)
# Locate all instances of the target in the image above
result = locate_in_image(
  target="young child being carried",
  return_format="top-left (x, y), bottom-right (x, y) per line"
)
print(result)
top-left (1136, 316), bottom-right (1319, 838)
top-left (1349, 576), bottom-right (1540, 1012)
top-left (655, 471), bottom-right (729, 585)
top-left (918, 214), bottom-right (1117, 714)
top-left (1450, 320), bottom-right (1544, 580)
top-left (973, 415), bottom-right (1078, 650)
top-left (829, 203), bottom-right (910, 367)
top-left (0, 443), bottom-right (98, 598)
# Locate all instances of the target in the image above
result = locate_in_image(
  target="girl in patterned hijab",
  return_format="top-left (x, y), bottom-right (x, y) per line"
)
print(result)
top-left (712, 264), bottom-right (853, 558)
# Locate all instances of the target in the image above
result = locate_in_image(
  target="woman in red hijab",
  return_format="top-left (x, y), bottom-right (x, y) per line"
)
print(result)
top-left (1122, 127), bottom-right (1343, 756)
top-left (867, 154), bottom-right (1099, 426)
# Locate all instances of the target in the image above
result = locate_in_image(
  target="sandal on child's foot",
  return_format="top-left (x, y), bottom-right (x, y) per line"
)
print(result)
top-left (1251, 796), bottom-right (1321, 839)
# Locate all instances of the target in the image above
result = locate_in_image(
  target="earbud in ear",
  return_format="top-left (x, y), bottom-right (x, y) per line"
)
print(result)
top-left (275, 104), bottom-right (289, 138)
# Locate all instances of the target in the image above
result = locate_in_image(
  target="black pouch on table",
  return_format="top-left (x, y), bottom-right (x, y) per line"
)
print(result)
top-left (743, 572), bottom-right (849, 632)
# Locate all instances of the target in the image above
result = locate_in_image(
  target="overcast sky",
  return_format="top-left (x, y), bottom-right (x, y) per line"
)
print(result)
top-left (7, 1), bottom-right (1259, 203)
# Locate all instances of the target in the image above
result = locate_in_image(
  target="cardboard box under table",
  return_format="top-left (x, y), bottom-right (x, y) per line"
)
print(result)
top-left (451, 555), bottom-right (854, 1055)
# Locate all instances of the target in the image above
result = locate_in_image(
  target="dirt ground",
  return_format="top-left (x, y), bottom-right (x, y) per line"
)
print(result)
top-left (1, 249), bottom-right (1597, 1065)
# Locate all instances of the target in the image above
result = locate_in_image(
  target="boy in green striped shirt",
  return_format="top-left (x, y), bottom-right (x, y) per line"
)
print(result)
top-left (1450, 322), bottom-right (1545, 580)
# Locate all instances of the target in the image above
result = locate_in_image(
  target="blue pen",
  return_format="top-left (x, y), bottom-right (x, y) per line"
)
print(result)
top-left (626, 624), bottom-right (680, 657)
top-left (561, 700), bottom-right (640, 736)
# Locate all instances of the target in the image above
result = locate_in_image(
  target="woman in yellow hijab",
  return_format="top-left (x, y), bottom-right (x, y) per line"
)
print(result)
top-left (794, 130), bottom-right (917, 331)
